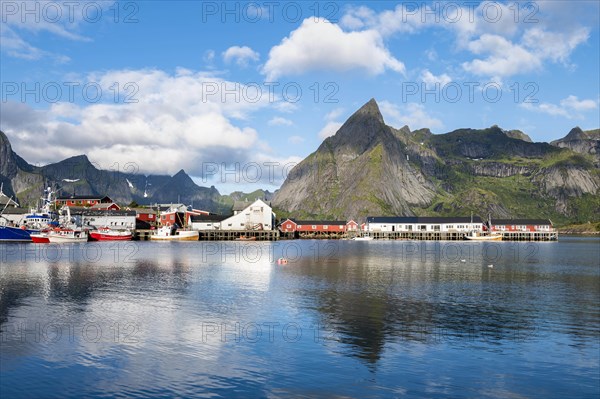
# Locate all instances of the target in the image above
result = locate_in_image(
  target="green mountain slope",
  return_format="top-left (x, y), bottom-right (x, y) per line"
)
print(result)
top-left (272, 99), bottom-right (600, 224)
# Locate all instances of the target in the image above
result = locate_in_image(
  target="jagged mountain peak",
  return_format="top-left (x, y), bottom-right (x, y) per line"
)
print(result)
top-left (354, 98), bottom-right (384, 123)
top-left (322, 98), bottom-right (390, 154)
top-left (563, 126), bottom-right (585, 141)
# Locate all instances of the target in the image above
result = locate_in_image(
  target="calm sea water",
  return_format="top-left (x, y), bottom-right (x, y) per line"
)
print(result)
top-left (1, 237), bottom-right (599, 398)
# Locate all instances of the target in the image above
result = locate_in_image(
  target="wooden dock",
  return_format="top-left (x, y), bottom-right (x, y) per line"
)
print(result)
top-left (364, 231), bottom-right (558, 241)
top-left (133, 229), bottom-right (556, 241)
top-left (134, 229), bottom-right (279, 241)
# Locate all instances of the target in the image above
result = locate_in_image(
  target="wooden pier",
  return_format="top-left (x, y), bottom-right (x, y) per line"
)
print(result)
top-left (198, 230), bottom-right (279, 241)
top-left (364, 231), bottom-right (558, 241)
top-left (134, 229), bottom-right (279, 241)
top-left (133, 229), bottom-right (555, 242)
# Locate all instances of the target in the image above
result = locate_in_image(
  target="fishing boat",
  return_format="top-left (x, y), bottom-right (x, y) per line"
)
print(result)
top-left (0, 186), bottom-right (56, 242)
top-left (235, 235), bottom-right (256, 241)
top-left (150, 225), bottom-right (199, 241)
top-left (0, 224), bottom-right (40, 242)
top-left (31, 228), bottom-right (88, 243)
top-left (463, 231), bottom-right (503, 241)
top-left (464, 213), bottom-right (503, 241)
top-left (89, 227), bottom-right (132, 241)
top-left (352, 235), bottom-right (374, 241)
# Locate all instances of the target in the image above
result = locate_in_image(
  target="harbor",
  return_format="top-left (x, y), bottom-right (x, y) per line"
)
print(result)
top-left (1, 191), bottom-right (560, 243)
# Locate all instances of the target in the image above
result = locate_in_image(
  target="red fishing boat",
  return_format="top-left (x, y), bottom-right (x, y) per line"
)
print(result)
top-left (89, 227), bottom-right (132, 241)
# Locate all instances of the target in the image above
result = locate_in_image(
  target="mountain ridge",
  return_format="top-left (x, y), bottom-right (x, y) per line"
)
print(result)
top-left (272, 99), bottom-right (600, 224)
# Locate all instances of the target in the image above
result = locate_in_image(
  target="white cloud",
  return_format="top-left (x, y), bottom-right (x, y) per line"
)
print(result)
top-left (325, 107), bottom-right (345, 121)
top-left (222, 46), bottom-right (260, 67)
top-left (318, 121), bottom-right (343, 140)
top-left (262, 18), bottom-right (405, 80)
top-left (521, 95), bottom-right (598, 119)
top-left (420, 69), bottom-right (452, 87)
top-left (461, 34), bottom-right (542, 78)
top-left (0, 69), bottom-right (282, 179)
top-left (522, 27), bottom-right (589, 63)
top-left (0, 1), bottom-right (107, 61)
top-left (379, 101), bottom-right (443, 130)
top-left (288, 135), bottom-right (305, 144)
top-left (338, 2), bottom-right (592, 80)
top-left (268, 117), bottom-right (293, 126)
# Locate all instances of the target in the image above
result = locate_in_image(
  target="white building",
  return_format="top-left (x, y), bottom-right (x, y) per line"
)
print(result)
top-left (80, 210), bottom-right (137, 230)
top-left (188, 214), bottom-right (228, 231)
top-left (221, 199), bottom-right (275, 230)
top-left (366, 216), bottom-right (484, 233)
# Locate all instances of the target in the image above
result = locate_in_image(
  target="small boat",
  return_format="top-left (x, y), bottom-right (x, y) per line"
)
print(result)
top-left (32, 228), bottom-right (89, 243)
top-left (150, 225), bottom-right (199, 241)
top-left (464, 231), bottom-right (503, 241)
top-left (89, 227), bottom-right (132, 241)
top-left (235, 235), bottom-right (256, 241)
top-left (464, 213), bottom-right (503, 241)
top-left (352, 235), bottom-right (374, 241)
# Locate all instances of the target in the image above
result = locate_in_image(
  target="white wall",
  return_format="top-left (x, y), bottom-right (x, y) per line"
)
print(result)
top-left (83, 215), bottom-right (136, 230)
top-left (220, 199), bottom-right (274, 231)
top-left (190, 221), bottom-right (221, 231)
top-left (368, 222), bottom-right (483, 233)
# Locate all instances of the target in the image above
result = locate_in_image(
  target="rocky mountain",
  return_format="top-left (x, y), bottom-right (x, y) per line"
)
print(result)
top-left (273, 99), bottom-right (436, 218)
top-left (273, 99), bottom-right (600, 224)
top-left (0, 131), bottom-right (229, 213)
top-left (550, 127), bottom-right (600, 166)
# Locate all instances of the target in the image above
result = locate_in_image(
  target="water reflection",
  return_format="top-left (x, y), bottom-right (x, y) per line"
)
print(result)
top-left (0, 239), bottom-right (598, 398)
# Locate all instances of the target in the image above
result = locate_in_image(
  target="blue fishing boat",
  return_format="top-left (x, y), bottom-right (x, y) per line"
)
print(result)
top-left (0, 186), bottom-right (56, 242)
top-left (0, 225), bottom-right (40, 242)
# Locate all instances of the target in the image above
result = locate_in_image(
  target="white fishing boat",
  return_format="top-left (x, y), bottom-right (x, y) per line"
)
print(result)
top-left (32, 228), bottom-right (88, 243)
top-left (150, 225), bottom-right (199, 241)
top-left (464, 213), bottom-right (503, 241)
top-left (352, 236), bottom-right (374, 241)
top-left (463, 230), bottom-right (503, 241)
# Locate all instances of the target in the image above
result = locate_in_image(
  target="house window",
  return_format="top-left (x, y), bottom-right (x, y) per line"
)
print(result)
top-left (312, 225), bottom-right (316, 229)
top-left (241, 223), bottom-right (245, 226)
top-left (324, 225), bottom-right (328, 229)
top-left (228, 223), bottom-right (232, 227)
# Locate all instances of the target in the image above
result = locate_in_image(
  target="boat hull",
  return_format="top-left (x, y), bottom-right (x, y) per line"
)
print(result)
top-left (89, 231), bottom-right (132, 241)
top-left (0, 225), bottom-right (38, 242)
top-left (464, 235), bottom-right (503, 241)
top-left (47, 235), bottom-right (88, 243)
top-left (30, 234), bottom-right (50, 243)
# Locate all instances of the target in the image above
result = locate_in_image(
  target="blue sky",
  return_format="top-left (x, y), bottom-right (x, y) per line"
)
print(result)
top-left (1, 1), bottom-right (599, 193)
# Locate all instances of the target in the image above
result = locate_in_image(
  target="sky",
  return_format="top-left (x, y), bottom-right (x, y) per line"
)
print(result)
top-left (1, 0), bottom-right (599, 193)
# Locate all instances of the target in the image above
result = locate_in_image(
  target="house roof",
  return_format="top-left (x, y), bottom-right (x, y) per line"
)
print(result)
top-left (90, 202), bottom-right (120, 209)
top-left (492, 219), bottom-right (553, 226)
top-left (128, 208), bottom-right (157, 214)
top-left (0, 207), bottom-right (30, 215)
top-left (367, 216), bottom-right (484, 224)
top-left (190, 214), bottom-right (228, 222)
top-left (81, 210), bottom-right (136, 217)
